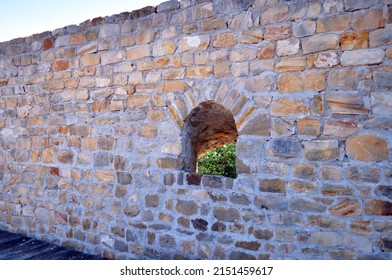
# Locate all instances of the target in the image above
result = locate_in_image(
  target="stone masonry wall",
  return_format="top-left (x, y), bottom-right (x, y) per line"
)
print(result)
top-left (0, 0), bottom-right (391, 259)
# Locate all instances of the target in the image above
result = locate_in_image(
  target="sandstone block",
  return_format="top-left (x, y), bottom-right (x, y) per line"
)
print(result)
top-left (371, 92), bottom-right (392, 116)
top-left (297, 118), bottom-right (320, 136)
top-left (293, 163), bottom-right (316, 179)
top-left (99, 24), bottom-right (120, 38)
top-left (310, 231), bottom-right (344, 247)
top-left (264, 24), bottom-right (292, 41)
top-left (293, 21), bottom-right (316, 38)
top-left (364, 199), bottom-right (392, 216)
top-left (323, 119), bottom-right (358, 137)
top-left (213, 206), bottom-right (240, 222)
top-left (230, 48), bottom-right (256, 62)
top-left (35, 207), bottom-right (52, 224)
top-left (241, 30), bottom-right (263, 44)
top-left (341, 32), bottom-right (369, 51)
top-left (101, 50), bottom-right (125, 65)
top-left (153, 40), bottom-right (176, 57)
top-left (253, 229), bottom-right (273, 240)
top-left (235, 241), bottom-right (261, 251)
top-left (375, 185), bottom-right (392, 200)
top-left (178, 35), bottom-right (210, 53)
top-left (229, 11), bottom-right (252, 30)
top-left (346, 134), bottom-right (389, 161)
top-left (327, 69), bottom-right (361, 90)
top-left (316, 14), bottom-right (351, 33)
top-left (164, 81), bottom-right (187, 92)
top-left (186, 66), bottom-right (212, 78)
top-left (259, 179), bottom-right (286, 193)
top-left (239, 113), bottom-right (270, 136)
top-left (176, 199), bottom-right (198, 216)
top-left (276, 38), bottom-right (300, 56)
top-left (370, 27), bottom-right (392, 47)
top-left (256, 42), bottom-right (275, 59)
top-left (320, 166), bottom-right (341, 180)
top-left (127, 45), bottom-right (150, 61)
top-left (261, 6), bottom-right (289, 25)
top-left (314, 51), bottom-right (339, 68)
top-left (302, 34), bottom-right (339, 54)
top-left (270, 98), bottom-right (308, 116)
top-left (278, 71), bottom-right (325, 93)
top-left (213, 32), bottom-right (237, 48)
top-left (322, 184), bottom-right (354, 196)
top-left (290, 198), bottom-right (326, 212)
top-left (304, 140), bottom-right (339, 161)
top-left (352, 9), bottom-right (384, 31)
top-left (201, 18), bottom-right (227, 32)
top-left (246, 73), bottom-right (275, 92)
top-left (81, 54), bottom-right (100, 67)
top-left (58, 150), bottom-right (74, 164)
top-left (52, 60), bottom-right (70, 71)
top-left (308, 215), bottom-right (345, 229)
top-left (95, 170), bottom-right (115, 182)
top-left (191, 2), bottom-right (214, 20)
top-left (341, 49), bottom-right (384, 66)
top-left (344, 0), bottom-right (379, 11)
top-left (350, 220), bottom-right (371, 235)
top-left (276, 57), bottom-right (306, 72)
top-left (289, 181), bottom-right (317, 193)
top-left (347, 166), bottom-right (380, 183)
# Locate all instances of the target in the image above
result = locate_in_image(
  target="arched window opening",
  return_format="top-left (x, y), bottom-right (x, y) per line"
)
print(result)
top-left (182, 101), bottom-right (238, 178)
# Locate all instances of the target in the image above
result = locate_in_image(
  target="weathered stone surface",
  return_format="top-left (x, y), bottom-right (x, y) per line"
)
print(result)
top-left (346, 134), bottom-right (389, 162)
top-left (270, 98), bottom-right (308, 116)
top-left (241, 30), bottom-right (263, 44)
top-left (213, 206), bottom-right (240, 222)
top-left (240, 113), bottom-right (270, 136)
top-left (329, 200), bottom-right (361, 217)
top-left (254, 195), bottom-right (288, 211)
top-left (320, 166), bottom-right (341, 180)
top-left (213, 32), bottom-right (237, 48)
top-left (191, 2), bottom-right (214, 20)
top-left (317, 14), bottom-right (351, 32)
top-left (235, 241), bottom-right (261, 251)
top-left (308, 215), bottom-right (345, 229)
top-left (259, 179), bottom-right (286, 193)
top-left (253, 229), bottom-right (273, 240)
top-left (371, 92), bottom-right (392, 116)
top-left (276, 57), bottom-right (306, 72)
top-left (347, 166), bottom-right (380, 183)
top-left (276, 38), bottom-right (300, 56)
top-left (304, 140), bottom-right (339, 161)
top-left (370, 26), bottom-right (392, 47)
top-left (326, 94), bottom-right (367, 115)
top-left (375, 185), bottom-right (392, 200)
top-left (314, 51), bottom-right (339, 68)
top-left (177, 35), bottom-right (210, 53)
top-left (153, 40), bottom-right (176, 57)
top-left (257, 42), bottom-right (275, 59)
top-left (293, 163), bottom-right (316, 179)
top-left (341, 49), bottom-right (384, 66)
top-left (352, 9), bottom-right (384, 31)
top-left (297, 118), bottom-right (320, 136)
top-left (323, 119), bottom-right (358, 137)
top-left (192, 219), bottom-right (208, 231)
top-left (310, 231), bottom-right (344, 246)
top-left (340, 32), bottom-right (369, 50)
top-left (268, 138), bottom-right (301, 158)
top-left (261, 6), bottom-right (289, 25)
top-left (176, 199), bottom-right (198, 216)
top-left (264, 24), bottom-right (292, 41)
top-left (157, 0), bottom-right (179, 13)
top-left (229, 11), bottom-right (252, 30)
top-left (290, 198), bottom-right (326, 212)
top-left (322, 184), bottom-right (354, 196)
top-left (201, 18), bottom-right (227, 32)
top-left (302, 34), bottom-right (339, 54)
top-left (293, 21), bottom-right (316, 38)
top-left (350, 220), bottom-right (371, 235)
top-left (246, 73), bottom-right (275, 92)
top-left (364, 200), bottom-right (392, 216)
top-left (290, 181), bottom-right (317, 193)
top-left (278, 71), bottom-right (325, 93)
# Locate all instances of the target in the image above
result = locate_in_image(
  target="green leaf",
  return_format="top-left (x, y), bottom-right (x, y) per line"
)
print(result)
top-left (197, 143), bottom-right (237, 178)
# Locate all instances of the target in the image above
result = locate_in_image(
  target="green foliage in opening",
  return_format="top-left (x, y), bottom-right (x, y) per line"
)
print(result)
top-left (197, 143), bottom-right (237, 178)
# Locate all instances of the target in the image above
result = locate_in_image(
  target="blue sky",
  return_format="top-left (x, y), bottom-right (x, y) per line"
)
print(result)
top-left (0, 0), bottom-right (164, 42)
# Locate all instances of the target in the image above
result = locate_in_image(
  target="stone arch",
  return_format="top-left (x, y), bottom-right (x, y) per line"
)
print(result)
top-left (181, 100), bottom-right (238, 173)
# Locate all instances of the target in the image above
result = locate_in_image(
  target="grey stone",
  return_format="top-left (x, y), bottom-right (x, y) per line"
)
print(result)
top-left (268, 138), bottom-right (301, 158)
top-left (157, 0), bottom-right (179, 13)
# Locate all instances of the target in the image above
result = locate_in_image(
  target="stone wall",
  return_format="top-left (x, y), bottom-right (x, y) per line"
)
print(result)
top-left (0, 0), bottom-right (391, 259)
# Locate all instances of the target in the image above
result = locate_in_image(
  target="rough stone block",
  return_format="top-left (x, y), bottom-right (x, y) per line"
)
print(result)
top-left (297, 118), bottom-right (320, 136)
top-left (370, 27), bottom-right (392, 47)
top-left (264, 24), bottom-right (292, 41)
top-left (201, 18), bottom-right (227, 32)
top-left (229, 11), bottom-right (253, 30)
top-left (371, 92), bottom-right (392, 116)
top-left (293, 163), bottom-right (316, 179)
top-left (276, 57), bottom-right (306, 72)
top-left (261, 6), bottom-right (289, 25)
top-left (304, 140), bottom-right (339, 161)
top-left (341, 49), bottom-right (384, 66)
top-left (327, 69), bottom-right (361, 90)
top-left (340, 32), bottom-right (369, 51)
top-left (257, 42), bottom-right (275, 59)
top-left (364, 199), bottom-right (392, 216)
top-left (344, 0), bottom-right (379, 11)
top-left (176, 199), bottom-right (198, 216)
top-left (322, 184), bottom-right (354, 196)
top-left (157, 0), bottom-right (179, 13)
top-left (352, 9), bottom-right (384, 31)
top-left (346, 134), bottom-right (389, 162)
top-left (310, 231), bottom-right (344, 247)
top-left (323, 119), bottom-right (358, 137)
top-left (278, 71), bottom-right (325, 93)
top-left (241, 30), bottom-right (263, 44)
top-left (213, 206), bottom-right (240, 222)
top-left (153, 40), bottom-right (176, 57)
top-left (268, 138), bottom-right (301, 158)
top-left (270, 98), bottom-right (308, 116)
top-left (293, 21), bottom-right (316, 38)
top-left (302, 34), bottom-right (339, 54)
top-left (259, 179), bottom-right (286, 193)
top-left (276, 38), bottom-right (300, 56)
top-left (316, 14), bottom-right (351, 33)
top-left (213, 32), bottom-right (237, 48)
top-left (246, 72), bottom-right (275, 92)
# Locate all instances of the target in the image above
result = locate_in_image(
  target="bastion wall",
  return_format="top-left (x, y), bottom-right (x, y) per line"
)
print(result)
top-left (0, 0), bottom-right (391, 259)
